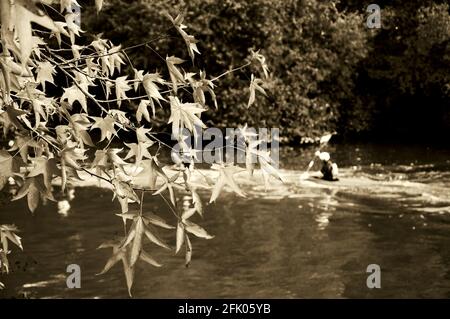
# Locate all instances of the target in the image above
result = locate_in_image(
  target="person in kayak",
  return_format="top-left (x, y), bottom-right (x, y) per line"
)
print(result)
top-left (315, 151), bottom-right (339, 181)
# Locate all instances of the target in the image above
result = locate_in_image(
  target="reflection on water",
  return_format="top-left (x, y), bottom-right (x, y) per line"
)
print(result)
top-left (1, 144), bottom-right (450, 298)
top-left (57, 188), bottom-right (76, 217)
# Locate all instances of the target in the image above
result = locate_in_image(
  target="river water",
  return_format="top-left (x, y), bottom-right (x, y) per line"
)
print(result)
top-left (1, 144), bottom-right (450, 298)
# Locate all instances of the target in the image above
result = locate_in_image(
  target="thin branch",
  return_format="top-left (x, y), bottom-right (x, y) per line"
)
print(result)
top-left (58, 35), bottom-right (174, 66)
top-left (211, 62), bottom-right (252, 82)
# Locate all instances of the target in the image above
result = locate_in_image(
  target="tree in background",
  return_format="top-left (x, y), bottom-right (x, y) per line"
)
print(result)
top-left (339, 0), bottom-right (450, 141)
top-left (86, 0), bottom-right (450, 144)
top-left (84, 0), bottom-right (369, 143)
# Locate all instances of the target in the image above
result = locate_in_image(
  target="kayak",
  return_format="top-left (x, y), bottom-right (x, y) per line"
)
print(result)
top-left (298, 172), bottom-right (384, 189)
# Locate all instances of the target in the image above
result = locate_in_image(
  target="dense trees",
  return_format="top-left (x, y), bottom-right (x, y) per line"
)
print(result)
top-left (85, 0), bottom-right (450, 143)
top-left (347, 1), bottom-right (450, 142)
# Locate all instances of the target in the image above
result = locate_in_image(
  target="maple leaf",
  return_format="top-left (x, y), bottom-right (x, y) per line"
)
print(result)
top-left (124, 142), bottom-right (153, 164)
top-left (133, 159), bottom-right (165, 189)
top-left (105, 81), bottom-right (114, 100)
top-left (0, 150), bottom-right (24, 190)
top-left (166, 56), bottom-right (185, 93)
top-left (120, 214), bottom-right (166, 255)
top-left (115, 76), bottom-right (131, 107)
top-left (92, 148), bottom-right (126, 168)
top-left (0, 224), bottom-right (23, 276)
top-left (10, 1), bottom-right (64, 64)
top-left (112, 178), bottom-right (140, 204)
top-left (142, 73), bottom-right (166, 115)
top-left (191, 188), bottom-right (203, 217)
top-left (184, 220), bottom-right (214, 239)
top-left (0, 105), bottom-right (27, 135)
top-left (97, 239), bottom-right (135, 297)
top-left (142, 213), bottom-right (175, 230)
top-left (2, 56), bottom-right (31, 78)
top-left (109, 110), bottom-right (131, 131)
top-left (61, 147), bottom-right (87, 170)
top-left (135, 126), bottom-right (153, 144)
top-left (249, 49), bottom-right (270, 79)
top-left (59, 146), bottom-right (86, 191)
top-left (13, 175), bottom-right (55, 213)
top-left (61, 85), bottom-right (88, 113)
top-left (9, 133), bottom-right (36, 163)
top-left (74, 69), bottom-right (95, 89)
top-left (52, 21), bottom-right (69, 46)
top-left (136, 100), bottom-right (151, 123)
top-left (0, 224), bottom-right (23, 253)
top-left (188, 70), bottom-right (218, 109)
top-left (18, 82), bottom-right (52, 128)
top-left (116, 212), bottom-right (172, 250)
top-left (166, 13), bottom-right (200, 63)
top-left (91, 38), bottom-right (109, 54)
top-left (259, 151), bottom-right (284, 188)
top-left (91, 38), bottom-right (122, 76)
top-left (108, 45), bottom-right (125, 76)
top-left (153, 178), bottom-right (177, 207)
top-left (248, 74), bottom-right (267, 108)
top-left (29, 97), bottom-right (53, 130)
top-left (209, 164), bottom-right (246, 203)
top-left (90, 115), bottom-right (117, 142)
top-left (168, 96), bottom-right (206, 139)
top-left (28, 157), bottom-right (60, 191)
top-left (70, 44), bottom-right (82, 60)
top-left (175, 219), bottom-right (213, 256)
top-left (98, 214), bottom-right (164, 297)
top-left (132, 68), bottom-right (144, 92)
top-left (67, 114), bottom-right (95, 147)
top-left (86, 58), bottom-right (100, 77)
top-left (144, 228), bottom-right (171, 251)
top-left (36, 61), bottom-right (56, 91)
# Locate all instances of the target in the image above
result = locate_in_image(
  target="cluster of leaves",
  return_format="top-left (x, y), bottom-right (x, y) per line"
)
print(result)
top-left (0, 224), bottom-right (23, 289)
top-left (0, 0), bottom-right (280, 296)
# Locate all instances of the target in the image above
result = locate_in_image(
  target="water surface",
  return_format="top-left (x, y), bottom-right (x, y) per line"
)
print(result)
top-left (1, 144), bottom-right (450, 298)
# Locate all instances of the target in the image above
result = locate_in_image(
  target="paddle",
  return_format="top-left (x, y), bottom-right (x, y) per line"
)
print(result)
top-left (299, 133), bottom-right (335, 181)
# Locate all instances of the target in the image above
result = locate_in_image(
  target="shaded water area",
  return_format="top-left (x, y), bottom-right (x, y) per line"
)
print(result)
top-left (1, 144), bottom-right (450, 298)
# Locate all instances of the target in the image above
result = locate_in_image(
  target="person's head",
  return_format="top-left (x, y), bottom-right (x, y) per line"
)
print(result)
top-left (317, 152), bottom-right (330, 162)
